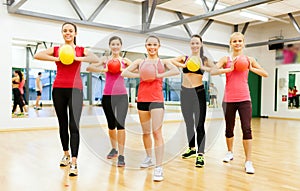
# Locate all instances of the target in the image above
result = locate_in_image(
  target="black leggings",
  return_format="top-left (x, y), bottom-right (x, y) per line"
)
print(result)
top-left (180, 85), bottom-right (206, 153)
top-left (12, 88), bottom-right (24, 113)
top-left (102, 94), bottom-right (128, 130)
top-left (52, 88), bottom-right (83, 158)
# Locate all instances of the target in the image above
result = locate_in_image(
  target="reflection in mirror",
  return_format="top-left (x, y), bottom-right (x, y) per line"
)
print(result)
top-left (288, 71), bottom-right (300, 109)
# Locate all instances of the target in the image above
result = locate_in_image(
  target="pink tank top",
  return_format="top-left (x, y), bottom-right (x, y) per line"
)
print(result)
top-left (103, 59), bottom-right (127, 95)
top-left (223, 56), bottom-right (251, 102)
top-left (137, 59), bottom-right (165, 102)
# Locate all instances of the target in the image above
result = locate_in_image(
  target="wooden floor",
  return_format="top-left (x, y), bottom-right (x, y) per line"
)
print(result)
top-left (2, 112), bottom-right (300, 190)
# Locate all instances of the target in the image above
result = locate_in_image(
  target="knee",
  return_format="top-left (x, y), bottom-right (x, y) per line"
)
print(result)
top-left (225, 129), bottom-right (234, 138)
top-left (242, 128), bottom-right (252, 139)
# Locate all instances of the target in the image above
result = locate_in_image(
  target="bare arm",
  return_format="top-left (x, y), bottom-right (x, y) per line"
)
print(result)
top-left (170, 56), bottom-right (186, 68)
top-left (201, 58), bottom-right (217, 72)
top-left (157, 59), bottom-right (180, 78)
top-left (34, 47), bottom-right (59, 62)
top-left (121, 59), bottom-right (141, 78)
top-left (248, 57), bottom-right (269, 77)
top-left (75, 48), bottom-right (99, 63)
top-left (210, 56), bottom-right (234, 75)
top-left (86, 56), bottom-right (108, 73)
top-left (120, 57), bottom-right (133, 72)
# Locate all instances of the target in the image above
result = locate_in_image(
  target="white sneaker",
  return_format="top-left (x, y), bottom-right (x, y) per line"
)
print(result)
top-left (153, 166), bottom-right (164, 182)
top-left (223, 152), bottom-right (234, 163)
top-left (60, 155), bottom-right (70, 166)
top-left (140, 156), bottom-right (154, 168)
top-left (245, 161), bottom-right (255, 174)
top-left (69, 164), bottom-right (78, 176)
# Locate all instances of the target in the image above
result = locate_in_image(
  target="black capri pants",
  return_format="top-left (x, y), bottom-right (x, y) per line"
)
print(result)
top-left (52, 88), bottom-right (83, 158)
top-left (222, 101), bottom-right (252, 140)
top-left (102, 94), bottom-right (128, 130)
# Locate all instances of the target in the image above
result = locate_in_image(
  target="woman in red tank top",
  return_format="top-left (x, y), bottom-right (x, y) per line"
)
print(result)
top-left (211, 32), bottom-right (268, 174)
top-left (34, 22), bottom-right (99, 177)
top-left (121, 35), bottom-right (179, 182)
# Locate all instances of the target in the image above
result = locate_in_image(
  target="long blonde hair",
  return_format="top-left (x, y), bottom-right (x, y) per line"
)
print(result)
top-left (229, 32), bottom-right (245, 43)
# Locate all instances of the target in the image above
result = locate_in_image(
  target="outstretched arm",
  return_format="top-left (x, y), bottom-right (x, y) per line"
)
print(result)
top-left (248, 57), bottom-right (269, 77)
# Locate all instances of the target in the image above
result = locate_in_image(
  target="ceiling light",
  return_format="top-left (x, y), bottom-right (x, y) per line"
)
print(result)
top-left (239, 11), bottom-right (268, 22)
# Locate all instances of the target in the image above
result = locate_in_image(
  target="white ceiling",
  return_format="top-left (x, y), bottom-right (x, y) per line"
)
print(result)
top-left (154, 0), bottom-right (300, 25)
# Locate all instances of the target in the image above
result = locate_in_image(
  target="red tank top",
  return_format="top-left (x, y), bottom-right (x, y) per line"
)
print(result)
top-left (223, 56), bottom-right (251, 102)
top-left (137, 59), bottom-right (165, 102)
top-left (53, 46), bottom-right (84, 89)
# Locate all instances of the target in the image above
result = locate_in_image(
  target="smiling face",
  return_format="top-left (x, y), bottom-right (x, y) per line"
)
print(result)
top-left (145, 36), bottom-right (160, 58)
top-left (61, 23), bottom-right (77, 44)
top-left (190, 36), bottom-right (202, 54)
top-left (109, 38), bottom-right (122, 56)
top-left (230, 33), bottom-right (245, 52)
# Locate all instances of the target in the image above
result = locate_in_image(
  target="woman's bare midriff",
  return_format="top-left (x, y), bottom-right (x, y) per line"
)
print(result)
top-left (181, 73), bottom-right (203, 88)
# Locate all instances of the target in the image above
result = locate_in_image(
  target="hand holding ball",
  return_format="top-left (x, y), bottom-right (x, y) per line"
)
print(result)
top-left (59, 45), bottom-right (75, 65)
top-left (186, 56), bottom-right (201, 72)
top-left (107, 59), bottom-right (121, 73)
top-left (234, 55), bottom-right (249, 72)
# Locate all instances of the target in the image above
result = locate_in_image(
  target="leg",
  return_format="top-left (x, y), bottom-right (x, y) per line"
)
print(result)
top-left (222, 102), bottom-right (237, 152)
top-left (68, 88), bottom-right (83, 165)
top-left (52, 88), bottom-right (70, 157)
top-left (102, 95), bottom-right (118, 150)
top-left (180, 88), bottom-right (196, 149)
top-left (138, 110), bottom-right (152, 157)
top-left (114, 95), bottom-right (129, 156)
top-left (195, 87), bottom-right (206, 154)
top-left (238, 101), bottom-right (253, 161)
top-left (151, 108), bottom-right (164, 166)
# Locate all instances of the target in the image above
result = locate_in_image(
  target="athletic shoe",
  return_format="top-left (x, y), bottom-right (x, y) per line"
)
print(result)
top-left (117, 155), bottom-right (125, 167)
top-left (107, 148), bottom-right (118, 159)
top-left (16, 113), bottom-right (25, 117)
top-left (153, 166), bottom-right (164, 182)
top-left (195, 154), bottom-right (205, 168)
top-left (60, 155), bottom-right (70, 167)
top-left (223, 152), bottom-right (234, 163)
top-left (245, 161), bottom-right (255, 174)
top-left (181, 147), bottom-right (197, 159)
top-left (140, 156), bottom-right (154, 168)
top-left (69, 164), bottom-right (78, 176)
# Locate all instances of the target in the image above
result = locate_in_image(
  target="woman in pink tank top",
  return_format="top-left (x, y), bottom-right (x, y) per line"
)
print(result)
top-left (87, 36), bottom-right (132, 167)
top-left (211, 32), bottom-right (268, 174)
top-left (121, 35), bottom-right (180, 182)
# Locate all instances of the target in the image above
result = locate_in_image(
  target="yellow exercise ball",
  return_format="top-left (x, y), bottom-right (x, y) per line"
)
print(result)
top-left (59, 44), bottom-right (75, 65)
top-left (186, 56), bottom-right (201, 72)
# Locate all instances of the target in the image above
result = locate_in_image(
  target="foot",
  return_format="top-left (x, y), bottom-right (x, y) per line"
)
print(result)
top-left (245, 161), bottom-right (255, 174)
top-left (195, 154), bottom-right (205, 168)
top-left (107, 148), bottom-right (118, 159)
top-left (117, 155), bottom-right (125, 167)
top-left (153, 166), bottom-right (164, 182)
top-left (60, 155), bottom-right (70, 167)
top-left (140, 156), bottom-right (154, 168)
top-left (69, 164), bottom-right (78, 176)
top-left (181, 147), bottom-right (197, 159)
top-left (223, 152), bottom-right (233, 163)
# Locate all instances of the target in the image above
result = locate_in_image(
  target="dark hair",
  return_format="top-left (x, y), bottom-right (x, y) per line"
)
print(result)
top-left (145, 35), bottom-right (160, 44)
top-left (191, 34), bottom-right (205, 62)
top-left (109, 36), bottom-right (122, 45)
top-left (15, 70), bottom-right (23, 82)
top-left (62, 22), bottom-right (77, 45)
top-left (38, 72), bottom-right (42, 75)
